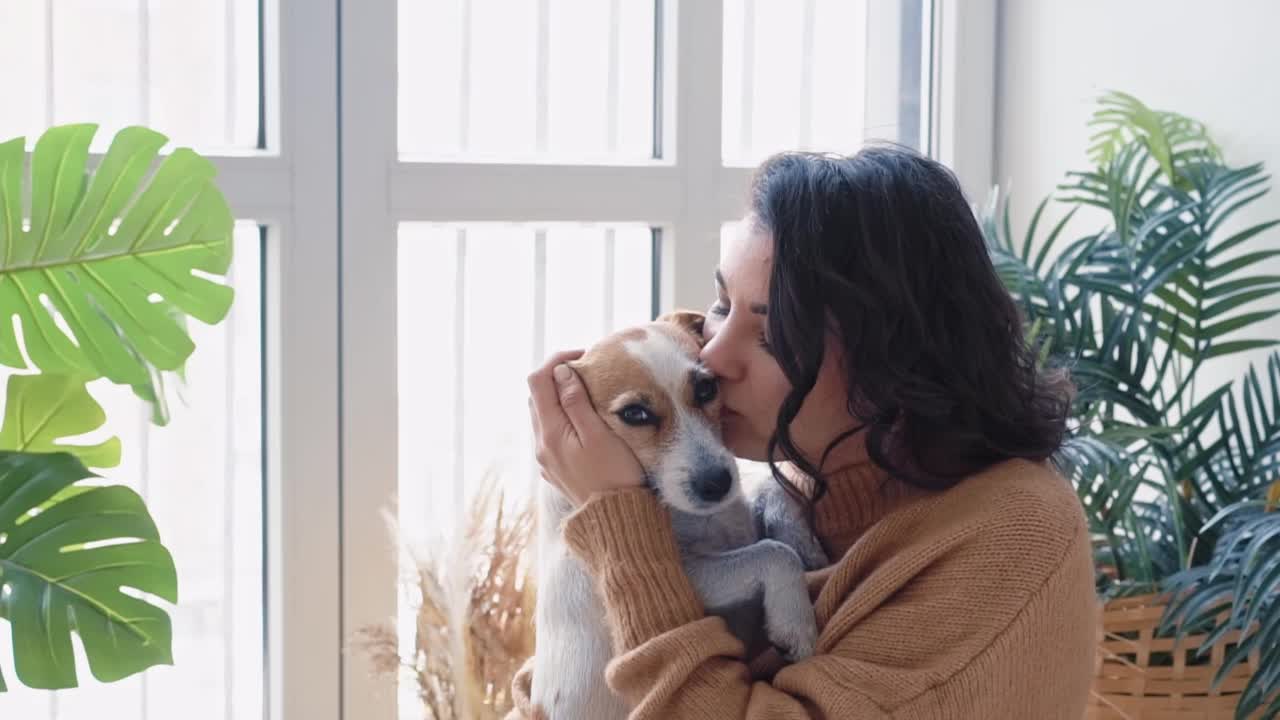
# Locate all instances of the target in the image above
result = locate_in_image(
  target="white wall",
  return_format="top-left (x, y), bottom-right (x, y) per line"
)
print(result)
top-left (995, 0), bottom-right (1280, 389)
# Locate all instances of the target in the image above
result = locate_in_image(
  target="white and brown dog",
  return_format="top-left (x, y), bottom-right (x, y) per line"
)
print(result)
top-left (530, 311), bottom-right (827, 720)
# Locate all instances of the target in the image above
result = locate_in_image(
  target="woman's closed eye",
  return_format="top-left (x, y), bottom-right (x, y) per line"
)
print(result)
top-left (757, 332), bottom-right (773, 355)
top-left (708, 295), bottom-right (773, 355)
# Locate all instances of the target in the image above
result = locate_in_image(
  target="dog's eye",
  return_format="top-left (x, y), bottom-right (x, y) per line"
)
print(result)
top-left (618, 404), bottom-right (656, 427)
top-left (693, 378), bottom-right (718, 405)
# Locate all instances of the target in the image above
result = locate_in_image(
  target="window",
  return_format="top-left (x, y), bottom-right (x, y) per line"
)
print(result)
top-left (0, 0), bottom-right (260, 153)
top-left (397, 223), bottom-right (656, 542)
top-left (363, 3), bottom-right (932, 719)
top-left (0, 2), bottom-right (339, 720)
top-left (2, 1), bottom-right (939, 718)
top-left (398, 0), bottom-right (657, 162)
top-left (393, 222), bottom-right (657, 716)
top-left (385, 0), bottom-right (930, 527)
top-left (722, 0), bottom-right (927, 165)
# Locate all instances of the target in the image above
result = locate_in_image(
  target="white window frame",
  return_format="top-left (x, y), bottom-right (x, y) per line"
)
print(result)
top-left (339, 6), bottom-right (732, 715)
top-left (12, 0), bottom-right (999, 718)
top-left (929, 0), bottom-right (998, 204)
top-left (81, 2), bottom-right (347, 718)
top-left (11, 2), bottom-right (345, 719)
top-left (340, 0), bottom-right (743, 711)
top-left (336, 3), bottom-right (999, 720)
top-left (214, 3), bottom-right (345, 719)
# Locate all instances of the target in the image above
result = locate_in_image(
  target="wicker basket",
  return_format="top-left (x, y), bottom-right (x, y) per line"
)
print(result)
top-left (1086, 593), bottom-right (1266, 719)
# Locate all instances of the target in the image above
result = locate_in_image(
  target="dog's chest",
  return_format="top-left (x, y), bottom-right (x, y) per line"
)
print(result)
top-left (670, 499), bottom-right (757, 554)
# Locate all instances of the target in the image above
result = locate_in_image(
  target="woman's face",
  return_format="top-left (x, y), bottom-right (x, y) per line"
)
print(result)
top-left (701, 217), bottom-right (862, 467)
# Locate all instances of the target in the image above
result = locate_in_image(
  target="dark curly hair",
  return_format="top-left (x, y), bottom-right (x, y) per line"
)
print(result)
top-left (751, 145), bottom-right (1073, 507)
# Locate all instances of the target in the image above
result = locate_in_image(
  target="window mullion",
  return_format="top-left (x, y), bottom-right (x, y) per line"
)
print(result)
top-left (389, 162), bottom-right (684, 221)
top-left (42, 0), bottom-right (54, 128)
top-left (336, 0), bottom-right (400, 718)
top-left (271, 0), bottom-right (343, 718)
top-left (212, 156), bottom-right (294, 218)
top-left (928, 0), bottom-right (995, 200)
top-left (535, 0), bottom-right (550, 152)
top-left (667, 0), bottom-right (726, 314)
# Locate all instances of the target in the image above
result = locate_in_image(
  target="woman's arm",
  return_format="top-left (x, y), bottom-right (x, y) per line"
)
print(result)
top-left (520, 354), bottom-right (1097, 718)
top-left (560, 488), bottom-right (887, 719)
top-left (559, 482), bottom-right (1098, 720)
top-left (503, 487), bottom-right (852, 720)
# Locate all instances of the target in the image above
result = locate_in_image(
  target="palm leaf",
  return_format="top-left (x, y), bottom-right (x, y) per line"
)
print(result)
top-left (990, 93), bottom-right (1280, 718)
top-left (1056, 436), bottom-right (1173, 583)
top-left (1086, 90), bottom-right (1220, 185)
top-left (0, 124), bottom-right (234, 387)
top-left (0, 451), bottom-right (177, 691)
top-left (1157, 164), bottom-right (1280, 362)
top-left (1160, 499), bottom-right (1280, 719)
top-left (1188, 355), bottom-right (1280, 512)
top-left (1068, 106), bottom-right (1278, 370)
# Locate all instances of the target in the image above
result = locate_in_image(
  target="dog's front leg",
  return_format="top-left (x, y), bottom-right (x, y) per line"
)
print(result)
top-left (684, 539), bottom-right (818, 661)
top-left (751, 481), bottom-right (829, 571)
top-left (531, 485), bottom-right (630, 720)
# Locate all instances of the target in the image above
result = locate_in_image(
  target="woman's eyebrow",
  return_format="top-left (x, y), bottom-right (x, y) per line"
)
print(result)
top-left (714, 269), bottom-right (768, 314)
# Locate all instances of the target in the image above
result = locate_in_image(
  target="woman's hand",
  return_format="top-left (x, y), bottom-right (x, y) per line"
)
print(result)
top-left (527, 349), bottom-right (646, 506)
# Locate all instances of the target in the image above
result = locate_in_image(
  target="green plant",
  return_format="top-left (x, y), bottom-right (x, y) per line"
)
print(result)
top-left (0, 124), bottom-right (234, 691)
top-left (984, 91), bottom-right (1280, 719)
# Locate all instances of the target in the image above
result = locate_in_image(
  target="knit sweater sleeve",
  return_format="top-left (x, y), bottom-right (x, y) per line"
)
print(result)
top-left (557, 478), bottom-right (1099, 719)
top-left (557, 488), bottom-right (883, 718)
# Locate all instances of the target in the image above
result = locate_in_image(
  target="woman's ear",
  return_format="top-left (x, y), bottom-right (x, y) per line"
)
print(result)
top-left (657, 309), bottom-right (706, 344)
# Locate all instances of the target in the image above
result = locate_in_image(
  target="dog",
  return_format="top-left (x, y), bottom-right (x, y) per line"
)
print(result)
top-left (529, 310), bottom-right (828, 720)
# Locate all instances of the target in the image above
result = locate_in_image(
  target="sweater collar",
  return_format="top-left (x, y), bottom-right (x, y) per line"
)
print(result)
top-left (783, 459), bottom-right (927, 550)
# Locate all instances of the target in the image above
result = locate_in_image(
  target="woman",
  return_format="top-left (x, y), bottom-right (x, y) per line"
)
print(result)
top-left (515, 146), bottom-right (1098, 718)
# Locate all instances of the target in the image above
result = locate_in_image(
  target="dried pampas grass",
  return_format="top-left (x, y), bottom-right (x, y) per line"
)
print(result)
top-left (353, 473), bottom-right (537, 720)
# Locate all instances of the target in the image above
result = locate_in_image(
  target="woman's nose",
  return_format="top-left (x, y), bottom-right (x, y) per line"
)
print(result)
top-left (700, 324), bottom-right (741, 381)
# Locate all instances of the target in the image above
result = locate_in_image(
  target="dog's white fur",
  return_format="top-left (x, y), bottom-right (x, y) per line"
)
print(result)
top-left (529, 314), bottom-right (827, 720)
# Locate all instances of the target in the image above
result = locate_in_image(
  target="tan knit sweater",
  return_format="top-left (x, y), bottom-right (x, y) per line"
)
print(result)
top-left (508, 458), bottom-right (1099, 719)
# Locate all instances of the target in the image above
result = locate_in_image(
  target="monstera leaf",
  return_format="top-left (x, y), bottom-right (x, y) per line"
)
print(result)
top-left (0, 451), bottom-right (177, 691)
top-left (0, 124), bottom-right (234, 387)
top-left (0, 374), bottom-right (121, 469)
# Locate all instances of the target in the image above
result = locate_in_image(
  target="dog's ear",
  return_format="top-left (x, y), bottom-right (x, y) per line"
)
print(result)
top-left (657, 309), bottom-right (706, 344)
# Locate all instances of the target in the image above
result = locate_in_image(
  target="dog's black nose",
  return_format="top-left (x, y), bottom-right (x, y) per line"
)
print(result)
top-left (692, 467), bottom-right (734, 503)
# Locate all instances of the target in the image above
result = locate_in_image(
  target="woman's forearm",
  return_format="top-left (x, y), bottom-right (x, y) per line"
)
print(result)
top-left (560, 489), bottom-right (845, 719)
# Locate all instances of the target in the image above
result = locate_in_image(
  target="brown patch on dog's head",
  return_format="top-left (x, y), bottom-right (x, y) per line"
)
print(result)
top-left (567, 326), bottom-right (682, 477)
top-left (567, 315), bottom-right (738, 514)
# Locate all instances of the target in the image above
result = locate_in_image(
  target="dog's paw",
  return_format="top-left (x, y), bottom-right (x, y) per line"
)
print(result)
top-left (756, 541), bottom-right (820, 662)
top-left (768, 611), bottom-right (818, 662)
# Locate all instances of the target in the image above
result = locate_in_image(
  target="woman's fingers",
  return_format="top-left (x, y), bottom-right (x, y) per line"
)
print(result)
top-left (528, 349), bottom-right (586, 453)
top-left (553, 363), bottom-right (605, 443)
top-left (526, 348), bottom-right (646, 505)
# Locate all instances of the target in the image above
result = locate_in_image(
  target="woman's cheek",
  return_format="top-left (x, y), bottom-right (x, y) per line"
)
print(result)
top-left (721, 414), bottom-right (766, 461)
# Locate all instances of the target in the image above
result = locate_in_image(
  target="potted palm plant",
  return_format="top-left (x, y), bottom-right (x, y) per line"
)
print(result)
top-left (983, 92), bottom-right (1280, 719)
top-left (0, 124), bottom-right (234, 691)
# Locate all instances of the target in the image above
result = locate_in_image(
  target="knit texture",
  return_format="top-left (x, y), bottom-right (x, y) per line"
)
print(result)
top-left (507, 458), bottom-right (1099, 719)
